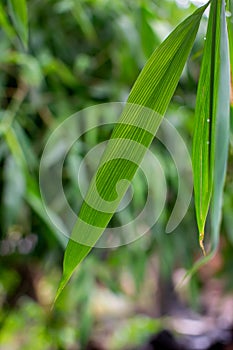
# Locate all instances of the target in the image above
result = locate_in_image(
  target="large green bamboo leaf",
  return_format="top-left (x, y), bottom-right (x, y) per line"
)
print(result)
top-left (56, 3), bottom-right (208, 301)
top-left (8, 0), bottom-right (28, 48)
top-left (192, 0), bottom-right (230, 254)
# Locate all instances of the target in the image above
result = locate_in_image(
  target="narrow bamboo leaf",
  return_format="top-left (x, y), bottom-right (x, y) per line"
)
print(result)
top-left (192, 0), bottom-right (217, 253)
top-left (179, 0), bottom-right (230, 282)
top-left (210, 0), bottom-right (230, 248)
top-left (56, 3), bottom-right (208, 301)
top-left (227, 0), bottom-right (233, 143)
top-left (8, 0), bottom-right (28, 48)
top-left (228, 0), bottom-right (233, 69)
top-left (192, 0), bottom-right (230, 254)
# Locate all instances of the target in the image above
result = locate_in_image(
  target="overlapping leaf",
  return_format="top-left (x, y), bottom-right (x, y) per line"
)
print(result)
top-left (56, 3), bottom-right (209, 301)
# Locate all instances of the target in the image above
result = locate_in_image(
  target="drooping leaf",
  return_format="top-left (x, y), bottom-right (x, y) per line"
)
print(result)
top-left (227, 0), bottom-right (233, 144)
top-left (55, 3), bottom-right (209, 301)
top-left (192, 0), bottom-right (230, 254)
top-left (210, 0), bottom-right (230, 250)
top-left (176, 0), bottom-right (231, 285)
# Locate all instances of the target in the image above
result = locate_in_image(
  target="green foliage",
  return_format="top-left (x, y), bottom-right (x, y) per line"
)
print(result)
top-left (0, 0), bottom-right (232, 348)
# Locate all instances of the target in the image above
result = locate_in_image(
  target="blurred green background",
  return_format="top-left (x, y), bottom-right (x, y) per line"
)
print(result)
top-left (0, 0), bottom-right (233, 349)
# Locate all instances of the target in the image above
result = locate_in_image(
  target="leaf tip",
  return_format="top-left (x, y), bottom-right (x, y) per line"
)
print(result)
top-left (53, 273), bottom-right (71, 307)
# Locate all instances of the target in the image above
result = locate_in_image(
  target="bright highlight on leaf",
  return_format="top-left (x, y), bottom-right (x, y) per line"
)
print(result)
top-left (55, 3), bottom-right (208, 302)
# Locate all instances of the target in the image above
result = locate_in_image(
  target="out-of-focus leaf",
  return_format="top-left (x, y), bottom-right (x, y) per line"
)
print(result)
top-left (3, 126), bottom-right (67, 247)
top-left (72, 1), bottom-right (96, 42)
top-left (56, 3), bottom-right (208, 300)
top-left (110, 316), bottom-right (162, 350)
top-left (39, 52), bottom-right (77, 87)
top-left (0, 51), bottom-right (42, 86)
top-left (26, 177), bottom-right (67, 248)
top-left (2, 155), bottom-right (25, 231)
top-left (55, 0), bottom-right (96, 41)
top-left (0, 3), bottom-right (16, 41)
top-left (8, 0), bottom-right (28, 48)
top-left (223, 185), bottom-right (233, 245)
top-left (192, 0), bottom-right (230, 254)
top-left (139, 6), bottom-right (160, 58)
top-left (14, 122), bottom-right (37, 170)
top-left (4, 127), bottom-right (27, 170)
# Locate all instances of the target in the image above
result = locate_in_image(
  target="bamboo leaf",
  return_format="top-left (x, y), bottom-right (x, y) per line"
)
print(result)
top-left (176, 0), bottom-right (231, 285)
top-left (210, 0), bottom-right (230, 249)
top-left (8, 0), bottom-right (28, 48)
top-left (193, 0), bottom-right (230, 254)
top-left (227, 0), bottom-right (233, 144)
top-left (56, 3), bottom-right (208, 301)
